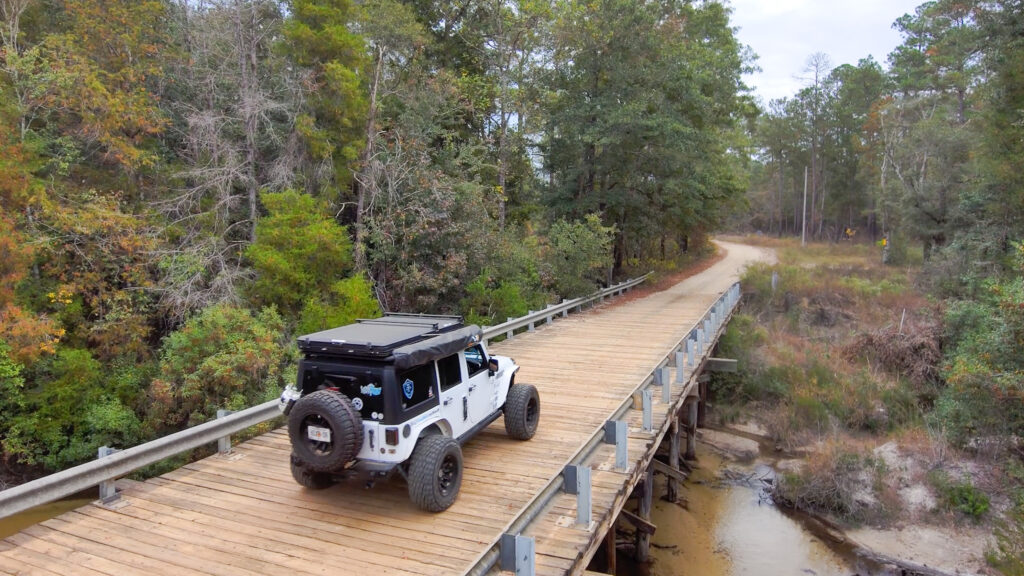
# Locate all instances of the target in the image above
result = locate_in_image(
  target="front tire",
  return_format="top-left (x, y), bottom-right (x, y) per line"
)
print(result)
top-left (504, 384), bottom-right (540, 440)
top-left (288, 390), bottom-right (364, 473)
top-left (408, 435), bottom-right (463, 512)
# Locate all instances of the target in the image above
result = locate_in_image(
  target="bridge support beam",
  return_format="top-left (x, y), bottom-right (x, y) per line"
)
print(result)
top-left (635, 466), bottom-right (654, 563)
top-left (667, 417), bottom-right (680, 502)
top-left (684, 398), bottom-right (698, 461)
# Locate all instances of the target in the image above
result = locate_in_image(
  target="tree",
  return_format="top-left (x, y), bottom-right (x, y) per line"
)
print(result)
top-left (283, 0), bottom-right (367, 202)
top-left (158, 0), bottom-right (301, 321)
top-left (245, 189), bottom-right (377, 323)
top-left (545, 0), bottom-right (749, 270)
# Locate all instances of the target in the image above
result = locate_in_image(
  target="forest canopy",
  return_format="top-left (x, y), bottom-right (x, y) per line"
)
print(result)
top-left (0, 0), bottom-right (749, 474)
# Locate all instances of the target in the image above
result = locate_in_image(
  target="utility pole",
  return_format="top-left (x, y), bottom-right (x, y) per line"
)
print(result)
top-left (801, 166), bottom-right (808, 247)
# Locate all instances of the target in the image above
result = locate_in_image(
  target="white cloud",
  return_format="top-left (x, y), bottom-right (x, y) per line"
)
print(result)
top-left (726, 0), bottom-right (923, 103)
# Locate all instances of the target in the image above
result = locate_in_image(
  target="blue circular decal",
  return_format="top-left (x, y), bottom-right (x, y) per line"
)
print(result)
top-left (403, 378), bottom-right (415, 400)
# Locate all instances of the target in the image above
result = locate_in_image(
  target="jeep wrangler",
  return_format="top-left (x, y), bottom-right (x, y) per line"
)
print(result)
top-left (278, 314), bottom-right (540, 512)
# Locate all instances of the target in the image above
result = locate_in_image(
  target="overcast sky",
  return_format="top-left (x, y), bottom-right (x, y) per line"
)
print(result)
top-left (726, 0), bottom-right (925, 104)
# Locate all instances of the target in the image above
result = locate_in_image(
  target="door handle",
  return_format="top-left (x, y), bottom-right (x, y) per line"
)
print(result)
top-left (443, 397), bottom-right (452, 406)
top-left (468, 384), bottom-right (477, 393)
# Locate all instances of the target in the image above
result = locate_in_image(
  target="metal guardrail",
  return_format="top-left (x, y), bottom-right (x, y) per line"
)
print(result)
top-left (482, 273), bottom-right (652, 344)
top-left (0, 273), bottom-right (652, 520)
top-left (466, 281), bottom-right (742, 575)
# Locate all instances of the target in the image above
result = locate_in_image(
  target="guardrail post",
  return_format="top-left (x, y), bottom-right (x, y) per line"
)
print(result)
top-left (506, 317), bottom-right (514, 340)
top-left (604, 420), bottom-right (628, 471)
top-left (562, 464), bottom-right (592, 526)
top-left (217, 410), bottom-right (236, 453)
top-left (545, 304), bottom-right (553, 325)
top-left (687, 338), bottom-right (695, 368)
top-left (97, 446), bottom-right (121, 503)
top-left (675, 351), bottom-right (685, 383)
top-left (660, 367), bottom-right (671, 403)
top-left (527, 311), bottom-right (535, 332)
top-left (696, 329), bottom-right (704, 356)
top-left (500, 533), bottom-right (536, 576)
top-left (561, 299), bottom-right (569, 318)
top-left (642, 389), bottom-right (653, 432)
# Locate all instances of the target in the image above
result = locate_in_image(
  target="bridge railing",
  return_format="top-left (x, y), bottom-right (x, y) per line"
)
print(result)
top-left (467, 281), bottom-right (742, 576)
top-left (0, 272), bottom-right (651, 520)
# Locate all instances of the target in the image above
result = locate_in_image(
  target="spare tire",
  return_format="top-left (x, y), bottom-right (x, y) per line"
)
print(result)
top-left (288, 390), bottom-right (364, 473)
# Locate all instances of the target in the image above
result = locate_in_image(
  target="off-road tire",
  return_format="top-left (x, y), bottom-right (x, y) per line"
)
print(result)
top-left (407, 435), bottom-right (463, 512)
top-left (288, 390), bottom-right (364, 473)
top-left (504, 384), bottom-right (540, 440)
top-left (290, 453), bottom-right (335, 490)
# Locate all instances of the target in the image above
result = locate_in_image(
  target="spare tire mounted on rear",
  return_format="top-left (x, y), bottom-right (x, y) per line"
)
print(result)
top-left (288, 389), bottom-right (364, 472)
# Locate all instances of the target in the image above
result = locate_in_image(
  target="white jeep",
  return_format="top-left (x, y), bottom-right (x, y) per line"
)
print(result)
top-left (278, 314), bottom-right (540, 512)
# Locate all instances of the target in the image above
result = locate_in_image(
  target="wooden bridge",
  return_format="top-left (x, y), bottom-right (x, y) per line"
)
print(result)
top-left (0, 242), bottom-right (766, 576)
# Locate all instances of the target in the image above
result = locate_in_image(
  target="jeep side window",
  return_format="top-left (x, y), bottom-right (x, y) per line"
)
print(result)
top-left (465, 345), bottom-right (487, 377)
top-left (396, 362), bottom-right (437, 410)
top-left (437, 353), bottom-right (462, 391)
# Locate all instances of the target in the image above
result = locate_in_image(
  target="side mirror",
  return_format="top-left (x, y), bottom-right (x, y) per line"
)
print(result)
top-left (487, 359), bottom-right (499, 376)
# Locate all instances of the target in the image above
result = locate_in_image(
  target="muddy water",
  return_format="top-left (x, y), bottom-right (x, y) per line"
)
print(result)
top-left (626, 443), bottom-right (872, 576)
top-left (0, 497), bottom-right (93, 539)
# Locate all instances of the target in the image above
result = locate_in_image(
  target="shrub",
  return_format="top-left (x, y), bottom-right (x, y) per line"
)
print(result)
top-left (928, 470), bottom-right (990, 520)
top-left (146, 304), bottom-right (293, 433)
top-left (543, 214), bottom-right (614, 298)
top-left (2, 346), bottom-right (143, 470)
top-left (772, 443), bottom-right (874, 522)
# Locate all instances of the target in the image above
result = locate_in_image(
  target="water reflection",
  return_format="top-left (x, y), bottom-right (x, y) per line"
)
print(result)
top-left (635, 442), bottom-right (859, 576)
top-left (0, 498), bottom-right (94, 539)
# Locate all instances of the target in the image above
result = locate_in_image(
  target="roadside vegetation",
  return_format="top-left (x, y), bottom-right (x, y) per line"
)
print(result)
top-left (712, 236), bottom-right (1024, 572)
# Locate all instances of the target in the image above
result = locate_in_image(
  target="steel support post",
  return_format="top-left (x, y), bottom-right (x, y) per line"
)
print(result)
top-left (216, 409), bottom-right (235, 453)
top-left (642, 389), bottom-right (653, 432)
top-left (500, 534), bottom-right (535, 576)
top-left (661, 367), bottom-right (671, 404)
top-left (563, 465), bottom-right (592, 527)
top-left (97, 446), bottom-right (120, 503)
top-left (604, 420), bottom-right (629, 471)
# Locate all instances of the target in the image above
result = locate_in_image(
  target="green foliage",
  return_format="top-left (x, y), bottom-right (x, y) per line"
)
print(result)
top-left (297, 274), bottom-right (380, 334)
top-left (246, 190), bottom-right (359, 318)
top-left (544, 215), bottom-right (615, 298)
top-left (932, 244), bottom-right (1024, 446)
top-left (2, 347), bottom-right (143, 470)
top-left (461, 273), bottom-right (529, 327)
top-left (928, 470), bottom-right (990, 520)
top-left (146, 304), bottom-right (291, 433)
top-left (283, 0), bottom-right (367, 188)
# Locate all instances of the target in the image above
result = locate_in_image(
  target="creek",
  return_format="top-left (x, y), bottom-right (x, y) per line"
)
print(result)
top-left (619, 439), bottom-right (884, 576)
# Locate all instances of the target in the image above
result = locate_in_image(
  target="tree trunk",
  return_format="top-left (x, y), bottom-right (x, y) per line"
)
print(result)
top-left (354, 45), bottom-right (384, 271)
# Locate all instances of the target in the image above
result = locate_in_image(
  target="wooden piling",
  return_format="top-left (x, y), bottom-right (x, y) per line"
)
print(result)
top-left (605, 522), bottom-right (617, 574)
top-left (636, 466), bottom-right (654, 562)
top-left (667, 418), bottom-right (680, 502)
top-left (685, 397), bottom-right (698, 460)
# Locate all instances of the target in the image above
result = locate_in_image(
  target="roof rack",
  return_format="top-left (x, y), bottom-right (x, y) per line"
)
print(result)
top-left (297, 313), bottom-right (468, 359)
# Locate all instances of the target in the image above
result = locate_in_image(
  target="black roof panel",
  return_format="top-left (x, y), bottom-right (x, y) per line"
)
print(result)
top-left (297, 314), bottom-right (467, 358)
